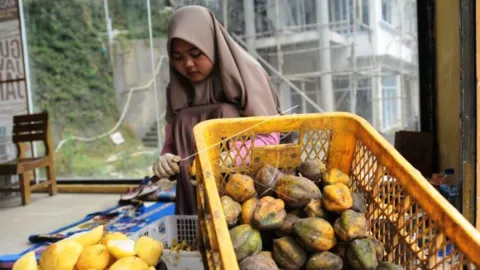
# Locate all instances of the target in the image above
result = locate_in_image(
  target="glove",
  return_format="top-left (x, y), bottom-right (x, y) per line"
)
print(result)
top-left (152, 153), bottom-right (181, 178)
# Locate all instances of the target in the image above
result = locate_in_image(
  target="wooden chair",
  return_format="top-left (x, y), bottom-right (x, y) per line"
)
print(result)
top-left (0, 112), bottom-right (57, 205)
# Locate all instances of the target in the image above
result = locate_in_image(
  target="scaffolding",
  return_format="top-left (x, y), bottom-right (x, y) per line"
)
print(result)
top-left (168, 0), bottom-right (420, 136)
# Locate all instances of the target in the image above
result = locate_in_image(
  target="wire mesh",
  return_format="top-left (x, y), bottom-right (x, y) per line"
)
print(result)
top-left (194, 114), bottom-right (479, 270)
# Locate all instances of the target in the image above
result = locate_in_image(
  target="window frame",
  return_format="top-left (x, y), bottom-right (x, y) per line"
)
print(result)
top-left (381, 0), bottom-right (395, 25)
top-left (328, 0), bottom-right (370, 33)
top-left (380, 69), bottom-right (402, 133)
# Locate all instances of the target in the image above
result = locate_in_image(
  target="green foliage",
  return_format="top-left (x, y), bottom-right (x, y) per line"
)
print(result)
top-left (53, 136), bottom-right (157, 178)
top-left (108, 0), bottom-right (172, 39)
top-left (25, 0), bottom-right (116, 139)
top-left (23, 0), bottom-right (170, 178)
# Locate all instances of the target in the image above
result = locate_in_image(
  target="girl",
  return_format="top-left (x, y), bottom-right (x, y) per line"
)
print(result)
top-left (152, 5), bottom-right (282, 215)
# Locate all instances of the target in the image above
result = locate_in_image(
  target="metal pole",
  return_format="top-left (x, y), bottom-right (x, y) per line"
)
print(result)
top-left (317, 0), bottom-right (335, 111)
top-left (147, 0), bottom-right (162, 149)
top-left (368, 0), bottom-right (380, 128)
top-left (398, 0), bottom-right (405, 126)
top-left (18, 0), bottom-right (37, 182)
top-left (18, 0), bottom-right (32, 114)
top-left (223, 0), bottom-right (228, 31)
top-left (301, 81), bottom-right (307, 113)
top-left (275, 0), bottom-right (283, 74)
top-left (103, 0), bottom-right (115, 70)
top-left (104, 0), bottom-right (113, 44)
top-left (243, 0), bottom-right (256, 54)
top-left (350, 0), bottom-right (358, 114)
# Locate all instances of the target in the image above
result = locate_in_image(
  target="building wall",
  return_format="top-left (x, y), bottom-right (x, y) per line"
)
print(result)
top-left (351, 33), bottom-right (375, 58)
top-left (435, 0), bottom-right (461, 175)
top-left (377, 25), bottom-right (415, 62)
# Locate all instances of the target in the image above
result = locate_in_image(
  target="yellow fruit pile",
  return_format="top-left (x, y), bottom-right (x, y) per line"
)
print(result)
top-left (12, 225), bottom-right (164, 270)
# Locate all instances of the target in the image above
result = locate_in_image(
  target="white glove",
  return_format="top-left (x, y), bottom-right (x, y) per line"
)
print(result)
top-left (152, 153), bottom-right (181, 178)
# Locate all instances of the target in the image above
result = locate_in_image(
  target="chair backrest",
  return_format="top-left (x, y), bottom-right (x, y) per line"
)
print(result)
top-left (12, 112), bottom-right (49, 144)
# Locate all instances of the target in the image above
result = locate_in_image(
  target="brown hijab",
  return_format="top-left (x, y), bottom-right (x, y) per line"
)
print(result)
top-left (165, 5), bottom-right (281, 123)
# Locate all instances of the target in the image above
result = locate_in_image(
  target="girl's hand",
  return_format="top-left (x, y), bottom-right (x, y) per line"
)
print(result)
top-left (153, 153), bottom-right (181, 178)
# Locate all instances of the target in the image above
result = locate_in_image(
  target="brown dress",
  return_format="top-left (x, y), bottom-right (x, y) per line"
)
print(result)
top-left (172, 103), bottom-right (241, 215)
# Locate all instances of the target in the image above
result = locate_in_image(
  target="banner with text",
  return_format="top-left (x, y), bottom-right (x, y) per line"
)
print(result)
top-left (0, 0), bottom-right (29, 162)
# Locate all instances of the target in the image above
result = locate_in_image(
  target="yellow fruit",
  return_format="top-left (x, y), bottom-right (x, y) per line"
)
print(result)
top-left (323, 183), bottom-right (353, 213)
top-left (241, 197), bottom-right (259, 224)
top-left (12, 251), bottom-right (37, 270)
top-left (69, 226), bottom-right (104, 247)
top-left (109, 256), bottom-right (149, 270)
top-left (225, 174), bottom-right (256, 203)
top-left (149, 267), bottom-right (156, 270)
top-left (221, 195), bottom-right (242, 226)
top-left (39, 240), bottom-right (83, 270)
top-left (100, 232), bottom-right (129, 245)
top-left (134, 236), bottom-right (164, 266)
top-left (323, 168), bottom-right (351, 186)
top-left (107, 239), bottom-right (136, 259)
top-left (75, 244), bottom-right (111, 270)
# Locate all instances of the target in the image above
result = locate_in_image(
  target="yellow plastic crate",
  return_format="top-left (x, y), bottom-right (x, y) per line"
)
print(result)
top-left (192, 112), bottom-right (480, 270)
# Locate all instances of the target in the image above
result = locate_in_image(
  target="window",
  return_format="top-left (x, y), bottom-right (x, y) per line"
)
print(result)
top-left (361, 0), bottom-right (369, 26)
top-left (356, 77), bottom-right (373, 123)
top-left (329, 0), bottom-right (369, 33)
top-left (331, 0), bottom-right (350, 22)
top-left (333, 76), bottom-right (373, 124)
top-left (403, 2), bottom-right (417, 35)
top-left (333, 76), bottom-right (351, 112)
top-left (288, 0), bottom-right (317, 27)
top-left (12, 0), bottom-right (419, 181)
top-left (381, 71), bottom-right (400, 131)
top-left (291, 90), bottom-right (318, 114)
top-left (334, 90), bottom-right (351, 112)
top-left (291, 91), bottom-right (303, 113)
top-left (382, 0), bottom-right (394, 25)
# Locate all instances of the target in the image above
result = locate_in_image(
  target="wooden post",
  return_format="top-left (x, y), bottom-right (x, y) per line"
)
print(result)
top-left (476, 0), bottom-right (480, 229)
top-left (459, 0), bottom-right (476, 225)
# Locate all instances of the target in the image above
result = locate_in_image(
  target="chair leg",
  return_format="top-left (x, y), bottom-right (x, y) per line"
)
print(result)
top-left (19, 173), bottom-right (31, 206)
top-left (46, 165), bottom-right (58, 196)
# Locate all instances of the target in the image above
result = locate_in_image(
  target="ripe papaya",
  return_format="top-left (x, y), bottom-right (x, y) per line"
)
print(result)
top-left (252, 196), bottom-right (287, 230)
top-left (323, 183), bottom-right (353, 213)
top-left (225, 174), bottom-right (256, 203)
top-left (275, 175), bottom-right (321, 208)
top-left (306, 251), bottom-right (343, 270)
top-left (221, 195), bottom-right (242, 227)
top-left (293, 218), bottom-right (337, 252)
top-left (229, 224), bottom-right (262, 262)
top-left (272, 236), bottom-right (307, 270)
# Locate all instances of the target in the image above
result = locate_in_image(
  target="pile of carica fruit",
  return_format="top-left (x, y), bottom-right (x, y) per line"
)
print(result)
top-left (12, 225), bottom-right (163, 270)
top-left (221, 158), bottom-right (404, 270)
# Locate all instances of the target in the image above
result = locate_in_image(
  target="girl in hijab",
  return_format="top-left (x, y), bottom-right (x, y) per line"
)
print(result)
top-left (152, 5), bottom-right (282, 215)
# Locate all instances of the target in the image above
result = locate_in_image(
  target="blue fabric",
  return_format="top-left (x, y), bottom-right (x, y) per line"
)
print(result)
top-left (0, 202), bottom-right (175, 268)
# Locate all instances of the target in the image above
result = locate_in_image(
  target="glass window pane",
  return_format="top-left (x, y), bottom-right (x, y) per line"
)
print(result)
top-left (15, 0), bottom-right (420, 180)
top-left (356, 77), bottom-right (373, 123)
top-left (22, 0), bottom-right (172, 179)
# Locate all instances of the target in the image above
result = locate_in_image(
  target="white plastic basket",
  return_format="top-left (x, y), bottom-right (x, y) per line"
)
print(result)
top-left (129, 215), bottom-right (204, 270)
